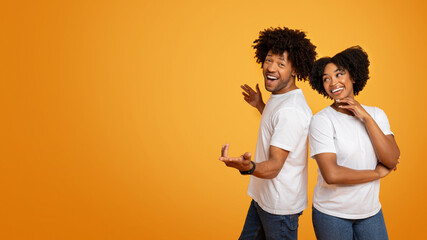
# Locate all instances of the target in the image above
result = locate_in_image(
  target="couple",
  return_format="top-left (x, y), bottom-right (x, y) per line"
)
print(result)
top-left (219, 27), bottom-right (400, 240)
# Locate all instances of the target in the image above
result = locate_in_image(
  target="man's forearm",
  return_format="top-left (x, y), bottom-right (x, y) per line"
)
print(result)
top-left (252, 160), bottom-right (283, 179)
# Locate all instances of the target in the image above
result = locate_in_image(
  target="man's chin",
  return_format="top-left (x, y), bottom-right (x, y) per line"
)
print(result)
top-left (264, 85), bottom-right (274, 93)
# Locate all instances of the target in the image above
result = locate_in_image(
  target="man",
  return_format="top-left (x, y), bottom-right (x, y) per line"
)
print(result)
top-left (219, 27), bottom-right (317, 239)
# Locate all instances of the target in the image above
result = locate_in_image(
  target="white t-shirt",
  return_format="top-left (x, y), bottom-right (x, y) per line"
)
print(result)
top-left (309, 105), bottom-right (393, 219)
top-left (247, 89), bottom-right (312, 215)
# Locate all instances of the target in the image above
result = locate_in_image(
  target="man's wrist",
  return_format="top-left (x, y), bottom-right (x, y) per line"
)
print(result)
top-left (257, 103), bottom-right (265, 112)
top-left (240, 161), bottom-right (256, 175)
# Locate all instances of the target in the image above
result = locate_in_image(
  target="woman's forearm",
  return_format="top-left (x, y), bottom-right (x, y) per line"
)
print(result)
top-left (321, 165), bottom-right (379, 184)
top-left (364, 117), bottom-right (400, 168)
top-left (315, 153), bottom-right (390, 185)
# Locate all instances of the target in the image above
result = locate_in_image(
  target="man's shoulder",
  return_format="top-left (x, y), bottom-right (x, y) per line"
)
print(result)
top-left (276, 91), bottom-right (310, 110)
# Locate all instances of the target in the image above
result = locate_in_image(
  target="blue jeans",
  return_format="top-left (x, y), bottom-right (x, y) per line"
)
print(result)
top-left (312, 206), bottom-right (388, 240)
top-left (239, 200), bottom-right (302, 240)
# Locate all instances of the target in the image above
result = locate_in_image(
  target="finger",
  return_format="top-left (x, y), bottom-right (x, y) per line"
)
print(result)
top-left (222, 143), bottom-right (229, 157)
top-left (338, 103), bottom-right (364, 115)
top-left (221, 158), bottom-right (235, 166)
top-left (241, 85), bottom-right (251, 94)
top-left (256, 83), bottom-right (261, 93)
top-left (243, 84), bottom-right (254, 93)
top-left (222, 160), bottom-right (231, 167)
top-left (243, 152), bottom-right (251, 160)
top-left (338, 105), bottom-right (358, 116)
top-left (223, 143), bottom-right (230, 157)
top-left (338, 105), bottom-right (356, 110)
top-left (338, 98), bottom-right (357, 105)
top-left (338, 105), bottom-right (351, 109)
top-left (228, 156), bottom-right (243, 162)
top-left (249, 87), bottom-right (257, 95)
top-left (244, 84), bottom-right (256, 94)
top-left (242, 92), bottom-right (249, 98)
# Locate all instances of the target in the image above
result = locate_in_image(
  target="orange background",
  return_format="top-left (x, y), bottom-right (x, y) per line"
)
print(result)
top-left (1, 0), bottom-right (426, 239)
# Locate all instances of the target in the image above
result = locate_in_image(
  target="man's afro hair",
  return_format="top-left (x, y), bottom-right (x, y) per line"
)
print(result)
top-left (253, 27), bottom-right (317, 81)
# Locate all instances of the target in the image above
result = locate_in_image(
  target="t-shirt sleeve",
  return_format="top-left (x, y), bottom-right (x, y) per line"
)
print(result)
top-left (309, 114), bottom-right (336, 158)
top-left (374, 108), bottom-right (393, 136)
top-left (270, 108), bottom-right (307, 152)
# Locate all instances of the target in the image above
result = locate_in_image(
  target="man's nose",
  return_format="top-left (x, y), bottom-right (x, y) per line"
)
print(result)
top-left (267, 63), bottom-right (277, 72)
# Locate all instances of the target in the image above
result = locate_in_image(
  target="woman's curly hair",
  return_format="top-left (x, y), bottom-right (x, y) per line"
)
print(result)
top-left (253, 27), bottom-right (317, 81)
top-left (309, 46), bottom-right (370, 99)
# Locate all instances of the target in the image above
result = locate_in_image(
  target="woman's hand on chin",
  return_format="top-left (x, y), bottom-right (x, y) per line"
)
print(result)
top-left (336, 97), bottom-right (370, 121)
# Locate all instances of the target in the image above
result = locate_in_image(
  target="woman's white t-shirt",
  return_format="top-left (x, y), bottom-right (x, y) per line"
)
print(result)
top-left (309, 105), bottom-right (393, 219)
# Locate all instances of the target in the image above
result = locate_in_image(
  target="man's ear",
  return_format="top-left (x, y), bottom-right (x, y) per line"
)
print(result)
top-left (291, 69), bottom-right (297, 77)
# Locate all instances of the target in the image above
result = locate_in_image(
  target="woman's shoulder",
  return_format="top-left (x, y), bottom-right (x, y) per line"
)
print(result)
top-left (313, 106), bottom-right (333, 118)
top-left (311, 107), bottom-right (333, 124)
top-left (362, 105), bottom-right (387, 117)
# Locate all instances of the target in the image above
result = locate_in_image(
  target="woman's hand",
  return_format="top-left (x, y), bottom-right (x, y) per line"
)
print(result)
top-left (337, 97), bottom-right (370, 121)
top-left (338, 98), bottom-right (401, 169)
top-left (375, 163), bottom-right (392, 178)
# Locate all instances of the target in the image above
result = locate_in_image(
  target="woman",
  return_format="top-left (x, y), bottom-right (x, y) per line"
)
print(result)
top-left (308, 46), bottom-right (400, 240)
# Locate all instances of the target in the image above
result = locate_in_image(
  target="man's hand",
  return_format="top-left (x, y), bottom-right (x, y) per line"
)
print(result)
top-left (219, 143), bottom-right (253, 172)
top-left (241, 84), bottom-right (265, 113)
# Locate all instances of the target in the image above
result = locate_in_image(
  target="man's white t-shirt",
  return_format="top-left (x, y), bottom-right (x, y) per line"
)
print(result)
top-left (247, 89), bottom-right (312, 215)
top-left (309, 105), bottom-right (393, 219)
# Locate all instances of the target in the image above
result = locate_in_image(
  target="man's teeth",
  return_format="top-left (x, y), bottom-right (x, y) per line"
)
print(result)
top-left (332, 87), bottom-right (344, 93)
top-left (267, 76), bottom-right (278, 80)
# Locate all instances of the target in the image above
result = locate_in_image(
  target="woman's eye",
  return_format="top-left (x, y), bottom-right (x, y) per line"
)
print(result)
top-left (323, 78), bottom-right (330, 82)
top-left (280, 63), bottom-right (285, 67)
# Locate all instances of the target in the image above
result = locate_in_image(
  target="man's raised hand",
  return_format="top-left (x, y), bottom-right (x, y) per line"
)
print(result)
top-left (241, 84), bottom-right (265, 113)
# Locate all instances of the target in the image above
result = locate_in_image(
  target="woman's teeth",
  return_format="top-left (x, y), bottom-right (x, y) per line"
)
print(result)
top-left (332, 87), bottom-right (343, 93)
